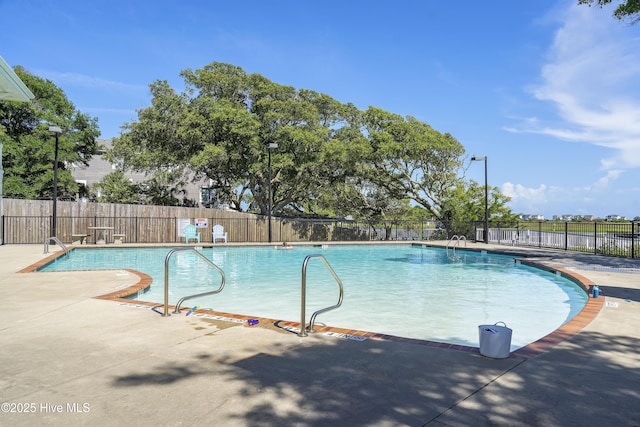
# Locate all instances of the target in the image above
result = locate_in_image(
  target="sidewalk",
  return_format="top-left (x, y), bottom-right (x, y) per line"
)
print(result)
top-left (0, 244), bottom-right (638, 426)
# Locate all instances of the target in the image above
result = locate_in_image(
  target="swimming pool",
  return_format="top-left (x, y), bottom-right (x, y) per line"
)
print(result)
top-left (39, 244), bottom-right (588, 350)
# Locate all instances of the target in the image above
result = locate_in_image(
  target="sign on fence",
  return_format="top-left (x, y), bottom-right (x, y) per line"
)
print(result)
top-left (177, 218), bottom-right (191, 237)
top-left (195, 218), bottom-right (208, 228)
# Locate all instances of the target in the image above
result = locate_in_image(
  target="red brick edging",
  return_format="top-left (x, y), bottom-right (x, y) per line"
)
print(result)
top-left (21, 248), bottom-right (604, 359)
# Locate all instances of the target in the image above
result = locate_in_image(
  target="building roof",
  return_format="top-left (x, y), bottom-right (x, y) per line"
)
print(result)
top-left (0, 55), bottom-right (34, 102)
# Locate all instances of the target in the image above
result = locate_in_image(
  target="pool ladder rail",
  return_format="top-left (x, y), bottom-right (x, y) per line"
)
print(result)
top-left (299, 254), bottom-right (344, 337)
top-left (43, 236), bottom-right (69, 259)
top-left (160, 249), bottom-right (344, 337)
top-left (161, 247), bottom-right (225, 317)
top-left (446, 235), bottom-right (467, 252)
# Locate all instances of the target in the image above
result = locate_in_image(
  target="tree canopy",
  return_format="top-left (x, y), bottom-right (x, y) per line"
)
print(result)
top-left (1, 62), bottom-right (516, 229)
top-left (109, 61), bottom-right (502, 223)
top-left (1, 62), bottom-right (516, 233)
top-left (0, 67), bottom-right (100, 199)
top-left (578, 0), bottom-right (640, 23)
top-left (439, 180), bottom-right (518, 236)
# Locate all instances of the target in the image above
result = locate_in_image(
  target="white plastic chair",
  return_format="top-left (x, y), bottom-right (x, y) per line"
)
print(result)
top-left (212, 224), bottom-right (227, 243)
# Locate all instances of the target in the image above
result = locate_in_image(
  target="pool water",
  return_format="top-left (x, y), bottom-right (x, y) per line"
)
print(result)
top-left (40, 245), bottom-right (588, 350)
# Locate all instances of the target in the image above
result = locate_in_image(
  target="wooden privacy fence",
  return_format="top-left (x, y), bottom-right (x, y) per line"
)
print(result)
top-left (2, 215), bottom-right (377, 244)
top-left (0, 199), bottom-right (374, 244)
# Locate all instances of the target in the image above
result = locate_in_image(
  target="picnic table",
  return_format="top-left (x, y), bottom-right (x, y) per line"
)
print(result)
top-left (87, 226), bottom-right (114, 244)
top-left (71, 233), bottom-right (89, 245)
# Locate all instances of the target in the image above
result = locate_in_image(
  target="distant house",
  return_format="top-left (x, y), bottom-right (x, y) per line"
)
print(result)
top-left (606, 214), bottom-right (626, 222)
top-left (70, 139), bottom-right (210, 206)
top-left (70, 139), bottom-right (146, 197)
top-left (561, 214), bottom-right (574, 221)
top-left (581, 215), bottom-right (595, 221)
top-left (520, 214), bottom-right (545, 221)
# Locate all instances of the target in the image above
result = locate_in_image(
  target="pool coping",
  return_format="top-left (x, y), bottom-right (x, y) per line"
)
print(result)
top-left (20, 244), bottom-right (604, 360)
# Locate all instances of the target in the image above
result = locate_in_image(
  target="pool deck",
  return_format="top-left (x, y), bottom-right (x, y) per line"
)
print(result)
top-left (0, 242), bottom-right (639, 426)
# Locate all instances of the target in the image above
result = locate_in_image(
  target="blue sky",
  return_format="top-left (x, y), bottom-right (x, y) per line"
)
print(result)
top-left (2, 0), bottom-right (639, 219)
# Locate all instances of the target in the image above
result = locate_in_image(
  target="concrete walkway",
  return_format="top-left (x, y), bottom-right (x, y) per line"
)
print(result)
top-left (0, 243), bottom-right (638, 426)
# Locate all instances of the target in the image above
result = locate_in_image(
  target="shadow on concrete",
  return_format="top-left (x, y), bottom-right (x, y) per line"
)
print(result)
top-left (433, 329), bottom-right (640, 426)
top-left (113, 365), bottom-right (198, 386)
top-left (109, 326), bottom-right (640, 425)
top-left (598, 285), bottom-right (640, 303)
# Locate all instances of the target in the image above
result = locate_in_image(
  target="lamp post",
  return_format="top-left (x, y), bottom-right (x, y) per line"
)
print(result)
top-left (49, 126), bottom-right (62, 238)
top-left (267, 142), bottom-right (278, 243)
top-left (471, 155), bottom-right (489, 244)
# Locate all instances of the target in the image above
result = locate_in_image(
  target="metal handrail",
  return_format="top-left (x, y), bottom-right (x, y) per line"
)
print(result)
top-left (446, 235), bottom-right (466, 250)
top-left (162, 248), bottom-right (225, 316)
top-left (299, 254), bottom-right (344, 337)
top-left (43, 236), bottom-right (69, 259)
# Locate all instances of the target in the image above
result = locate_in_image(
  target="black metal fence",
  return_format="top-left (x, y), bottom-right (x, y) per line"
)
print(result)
top-left (472, 220), bottom-right (639, 259)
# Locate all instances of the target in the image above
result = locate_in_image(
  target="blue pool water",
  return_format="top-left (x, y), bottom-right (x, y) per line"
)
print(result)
top-left (40, 244), bottom-right (588, 350)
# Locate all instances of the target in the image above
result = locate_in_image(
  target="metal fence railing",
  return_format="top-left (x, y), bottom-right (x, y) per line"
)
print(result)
top-left (473, 221), bottom-right (639, 258)
top-left (1, 213), bottom-right (637, 259)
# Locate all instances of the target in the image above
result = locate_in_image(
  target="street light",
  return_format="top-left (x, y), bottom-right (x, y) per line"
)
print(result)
top-left (471, 155), bottom-right (489, 244)
top-left (49, 126), bottom-right (62, 238)
top-left (267, 142), bottom-right (278, 243)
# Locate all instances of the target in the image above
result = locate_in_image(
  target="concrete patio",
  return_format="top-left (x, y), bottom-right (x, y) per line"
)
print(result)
top-left (0, 243), bottom-right (638, 426)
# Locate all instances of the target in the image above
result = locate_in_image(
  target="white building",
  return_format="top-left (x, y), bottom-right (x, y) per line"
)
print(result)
top-left (520, 214), bottom-right (545, 221)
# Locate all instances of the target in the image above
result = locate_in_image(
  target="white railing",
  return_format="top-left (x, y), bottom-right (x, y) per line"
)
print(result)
top-left (480, 228), bottom-right (637, 254)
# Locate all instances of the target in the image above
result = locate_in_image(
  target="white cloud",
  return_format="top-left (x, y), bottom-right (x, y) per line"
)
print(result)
top-left (587, 169), bottom-right (623, 191)
top-left (502, 168), bottom-right (631, 217)
top-left (507, 4), bottom-right (640, 169)
top-left (502, 182), bottom-right (548, 208)
top-left (503, 171), bottom-right (622, 204)
top-left (35, 69), bottom-right (148, 93)
top-left (434, 61), bottom-right (460, 87)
